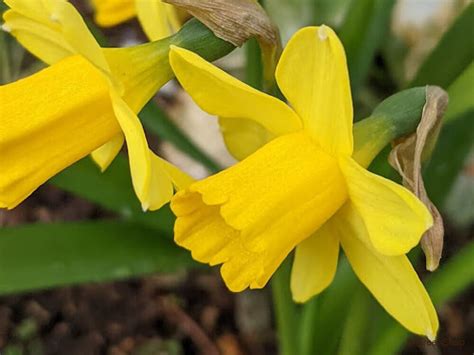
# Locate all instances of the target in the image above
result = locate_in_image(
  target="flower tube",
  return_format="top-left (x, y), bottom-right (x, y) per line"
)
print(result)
top-left (1, 0), bottom-right (231, 210)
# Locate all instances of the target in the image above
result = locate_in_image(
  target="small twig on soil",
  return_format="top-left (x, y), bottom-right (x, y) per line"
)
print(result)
top-left (159, 297), bottom-right (220, 355)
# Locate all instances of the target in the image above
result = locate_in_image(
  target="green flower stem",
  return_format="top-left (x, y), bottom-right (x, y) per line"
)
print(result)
top-left (272, 258), bottom-right (300, 355)
top-left (245, 38), bottom-right (263, 89)
top-left (298, 297), bottom-right (319, 355)
top-left (352, 86), bottom-right (426, 168)
top-left (169, 18), bottom-right (235, 61)
top-left (336, 285), bottom-right (371, 355)
top-left (299, 259), bottom-right (359, 355)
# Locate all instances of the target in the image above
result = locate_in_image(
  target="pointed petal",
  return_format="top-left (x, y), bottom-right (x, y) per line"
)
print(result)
top-left (108, 89), bottom-right (151, 210)
top-left (4, 0), bottom-right (109, 72)
top-left (90, 0), bottom-right (136, 27)
top-left (276, 26), bottom-right (353, 155)
top-left (340, 157), bottom-right (433, 255)
top-left (108, 92), bottom-right (180, 211)
top-left (155, 155), bottom-right (195, 190)
top-left (4, 0), bottom-right (51, 22)
top-left (146, 152), bottom-right (175, 211)
top-left (338, 204), bottom-right (439, 339)
top-left (169, 46), bottom-right (302, 137)
top-left (136, 0), bottom-right (176, 41)
top-left (53, 0), bottom-right (109, 73)
top-left (291, 222), bottom-right (339, 303)
top-left (164, 4), bottom-right (181, 32)
top-left (2, 9), bottom-right (75, 65)
top-left (91, 133), bottom-right (125, 172)
top-left (0, 56), bottom-right (120, 208)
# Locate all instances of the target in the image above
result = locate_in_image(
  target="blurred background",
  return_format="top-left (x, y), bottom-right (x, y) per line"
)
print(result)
top-left (0, 0), bottom-right (472, 354)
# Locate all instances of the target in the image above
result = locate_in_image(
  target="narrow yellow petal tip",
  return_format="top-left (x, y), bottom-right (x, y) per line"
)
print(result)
top-left (141, 202), bottom-right (149, 212)
top-left (318, 25), bottom-right (328, 41)
top-left (1, 23), bottom-right (11, 32)
top-left (427, 328), bottom-right (437, 342)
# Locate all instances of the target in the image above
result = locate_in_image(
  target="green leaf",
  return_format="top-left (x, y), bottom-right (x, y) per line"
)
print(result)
top-left (312, 0), bottom-right (352, 27)
top-left (424, 111), bottom-right (474, 207)
top-left (50, 156), bottom-right (175, 232)
top-left (0, 221), bottom-right (197, 295)
top-left (409, 4), bottom-right (474, 88)
top-left (271, 258), bottom-right (300, 355)
top-left (339, 0), bottom-right (396, 91)
top-left (444, 61), bottom-right (474, 122)
top-left (140, 101), bottom-right (220, 172)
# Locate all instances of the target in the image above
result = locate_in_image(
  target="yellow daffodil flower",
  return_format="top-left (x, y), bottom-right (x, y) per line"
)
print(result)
top-left (1, 0), bottom-right (191, 210)
top-left (91, 0), bottom-right (182, 40)
top-left (168, 26), bottom-right (439, 339)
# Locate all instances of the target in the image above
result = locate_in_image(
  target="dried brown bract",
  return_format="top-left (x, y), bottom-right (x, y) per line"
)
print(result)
top-left (389, 86), bottom-right (449, 271)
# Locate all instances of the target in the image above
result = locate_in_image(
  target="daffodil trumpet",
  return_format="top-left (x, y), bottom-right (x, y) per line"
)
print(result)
top-left (1, 0), bottom-right (234, 210)
top-left (168, 26), bottom-right (439, 339)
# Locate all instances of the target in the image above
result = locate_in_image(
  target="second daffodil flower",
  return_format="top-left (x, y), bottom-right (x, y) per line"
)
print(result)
top-left (169, 26), bottom-right (439, 339)
top-left (91, 0), bottom-right (184, 40)
top-left (1, 0), bottom-right (191, 210)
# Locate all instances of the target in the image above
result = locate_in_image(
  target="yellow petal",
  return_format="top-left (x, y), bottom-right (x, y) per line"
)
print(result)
top-left (108, 89), bottom-right (151, 210)
top-left (2, 9), bottom-right (75, 65)
top-left (276, 26), bottom-right (353, 155)
top-left (52, 0), bottom-right (110, 73)
top-left (146, 152), bottom-right (174, 211)
top-left (338, 204), bottom-right (439, 339)
top-left (91, 133), bottom-right (125, 171)
top-left (3, 0), bottom-right (51, 21)
top-left (340, 157), bottom-right (433, 255)
top-left (108, 88), bottom-right (187, 211)
top-left (4, 0), bottom-right (109, 73)
top-left (164, 4), bottom-right (181, 32)
top-left (0, 55), bottom-right (120, 208)
top-left (218, 117), bottom-right (273, 161)
top-left (145, 153), bottom-right (194, 211)
top-left (90, 0), bottom-right (136, 27)
top-left (171, 132), bottom-right (347, 291)
top-left (169, 46), bottom-right (302, 137)
top-left (135, 0), bottom-right (177, 41)
top-left (155, 155), bottom-right (195, 190)
top-left (291, 222), bottom-right (339, 303)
